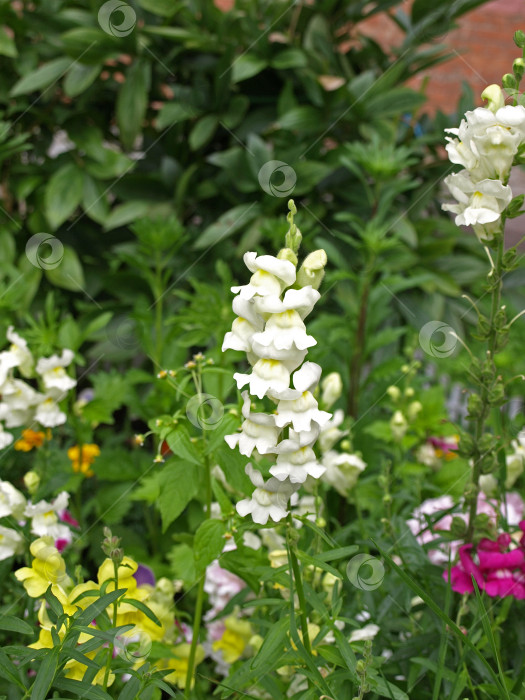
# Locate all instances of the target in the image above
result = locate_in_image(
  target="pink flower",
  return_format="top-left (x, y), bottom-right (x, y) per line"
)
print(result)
top-left (445, 521), bottom-right (525, 599)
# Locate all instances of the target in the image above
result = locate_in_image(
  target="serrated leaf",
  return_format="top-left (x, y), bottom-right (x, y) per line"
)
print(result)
top-left (11, 57), bottom-right (71, 96)
top-left (44, 162), bottom-right (84, 230)
top-left (194, 519), bottom-right (226, 575)
top-left (158, 459), bottom-right (200, 531)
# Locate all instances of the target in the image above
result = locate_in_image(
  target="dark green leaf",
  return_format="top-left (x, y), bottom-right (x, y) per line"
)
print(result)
top-left (11, 57), bottom-right (71, 96)
top-left (158, 459), bottom-right (200, 531)
top-left (45, 162), bottom-right (84, 230)
top-left (31, 646), bottom-right (59, 700)
top-left (0, 614), bottom-right (34, 635)
top-left (194, 519), bottom-right (226, 575)
top-left (116, 60), bottom-right (151, 150)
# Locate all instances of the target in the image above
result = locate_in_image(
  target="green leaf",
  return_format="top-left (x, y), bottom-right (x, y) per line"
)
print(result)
top-left (231, 54), bottom-right (267, 83)
top-left (272, 48), bottom-right (307, 69)
top-left (168, 543), bottom-right (196, 585)
top-left (53, 678), bottom-right (113, 700)
top-left (118, 675), bottom-right (142, 700)
top-left (120, 598), bottom-right (162, 627)
top-left (158, 459), bottom-right (200, 531)
top-left (63, 63), bottom-right (101, 97)
top-left (75, 588), bottom-right (127, 627)
top-left (0, 649), bottom-right (27, 689)
top-left (116, 60), bottom-right (151, 150)
top-left (366, 88), bottom-right (426, 118)
top-left (82, 174), bottom-right (110, 224)
top-left (276, 106), bottom-right (319, 132)
top-left (156, 102), bottom-right (200, 130)
top-left (45, 246), bottom-right (85, 292)
top-left (104, 201), bottom-right (151, 230)
top-left (189, 115), bottom-right (219, 151)
top-left (137, 0), bottom-right (180, 15)
top-left (31, 646), bottom-right (59, 700)
top-left (165, 426), bottom-right (202, 466)
top-left (215, 443), bottom-right (251, 493)
top-left (249, 616), bottom-right (289, 672)
top-left (194, 519), bottom-right (227, 575)
top-left (0, 614), bottom-right (33, 635)
top-left (0, 26), bottom-right (17, 58)
top-left (193, 202), bottom-right (260, 250)
top-left (45, 162), bottom-right (84, 230)
top-left (11, 57), bottom-right (71, 96)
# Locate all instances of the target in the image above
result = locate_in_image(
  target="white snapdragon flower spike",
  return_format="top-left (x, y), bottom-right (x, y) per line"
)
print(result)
top-left (443, 172), bottom-right (512, 227)
top-left (0, 525), bottom-right (24, 561)
top-left (36, 349), bottom-right (76, 396)
top-left (0, 480), bottom-right (26, 519)
top-left (236, 464), bottom-right (299, 525)
top-left (225, 391), bottom-right (280, 456)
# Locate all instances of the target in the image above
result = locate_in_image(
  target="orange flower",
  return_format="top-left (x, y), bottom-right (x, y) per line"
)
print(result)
top-left (14, 429), bottom-right (47, 452)
top-left (67, 444), bottom-right (100, 477)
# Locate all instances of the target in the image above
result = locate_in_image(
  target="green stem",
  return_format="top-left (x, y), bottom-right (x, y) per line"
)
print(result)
top-left (347, 260), bottom-right (374, 418)
top-left (465, 236), bottom-right (504, 544)
top-left (287, 519), bottom-right (311, 657)
top-left (103, 560), bottom-right (119, 691)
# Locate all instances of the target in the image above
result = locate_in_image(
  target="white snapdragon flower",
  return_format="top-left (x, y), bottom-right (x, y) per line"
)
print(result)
top-left (0, 423), bottom-right (13, 449)
top-left (236, 464), bottom-right (299, 525)
top-left (231, 252), bottom-right (296, 300)
top-left (321, 451), bottom-right (366, 496)
top-left (6, 327), bottom-right (34, 377)
top-left (254, 286), bottom-right (321, 320)
top-left (36, 349), bottom-right (76, 397)
top-left (0, 379), bottom-right (42, 428)
top-left (225, 392), bottom-right (281, 456)
top-left (318, 409), bottom-right (347, 453)
top-left (506, 429), bottom-right (525, 489)
top-left (234, 359), bottom-right (291, 400)
top-left (0, 480), bottom-right (26, 519)
top-left (25, 491), bottom-right (72, 544)
top-left (269, 446), bottom-right (325, 484)
top-left (35, 396), bottom-right (67, 427)
top-left (445, 105), bottom-right (525, 181)
top-left (321, 372), bottom-right (343, 409)
top-left (222, 318), bottom-right (260, 353)
top-left (0, 350), bottom-right (19, 389)
top-left (349, 623), bottom-right (380, 643)
top-left (0, 525), bottom-right (24, 560)
top-left (275, 391), bottom-right (331, 433)
top-left (251, 310), bottom-right (316, 358)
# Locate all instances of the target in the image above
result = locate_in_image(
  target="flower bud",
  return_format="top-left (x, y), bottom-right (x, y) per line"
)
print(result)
top-left (321, 372), bottom-right (343, 408)
top-left (296, 249), bottom-right (327, 290)
top-left (407, 401), bottom-right (422, 420)
top-left (479, 474), bottom-right (498, 496)
top-left (404, 387), bottom-right (414, 398)
top-left (502, 73), bottom-right (517, 91)
top-left (386, 385), bottom-right (400, 402)
top-left (390, 410), bottom-right (408, 441)
top-left (514, 30), bottom-right (525, 48)
top-left (481, 84), bottom-right (505, 112)
top-left (23, 471), bottom-right (40, 494)
top-left (277, 247), bottom-right (298, 266)
top-left (513, 57), bottom-right (525, 81)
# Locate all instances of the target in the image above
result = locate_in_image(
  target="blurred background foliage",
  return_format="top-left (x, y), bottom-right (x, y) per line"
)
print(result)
top-left (3, 0), bottom-right (524, 495)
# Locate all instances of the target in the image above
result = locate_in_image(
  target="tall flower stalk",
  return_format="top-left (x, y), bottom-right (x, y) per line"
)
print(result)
top-left (443, 40), bottom-right (525, 545)
top-left (222, 200), bottom-right (330, 526)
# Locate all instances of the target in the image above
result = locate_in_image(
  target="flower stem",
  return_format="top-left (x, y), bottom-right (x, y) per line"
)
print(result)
top-left (103, 560), bottom-right (119, 690)
top-left (287, 518), bottom-right (311, 657)
top-left (465, 235), bottom-right (504, 544)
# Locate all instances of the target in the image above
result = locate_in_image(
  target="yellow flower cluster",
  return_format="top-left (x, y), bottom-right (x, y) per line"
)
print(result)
top-left (67, 443), bottom-right (100, 477)
top-left (14, 428), bottom-right (49, 452)
top-left (14, 538), bottom-right (205, 689)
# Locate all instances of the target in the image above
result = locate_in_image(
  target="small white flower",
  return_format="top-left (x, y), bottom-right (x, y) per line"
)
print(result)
top-left (35, 397), bottom-right (67, 427)
top-left (251, 311), bottom-right (316, 361)
top-left (6, 327), bottom-right (34, 377)
top-left (236, 464), bottom-right (298, 524)
top-left (231, 252), bottom-right (296, 300)
top-left (318, 409), bottom-right (347, 453)
top-left (321, 451), bottom-right (366, 496)
top-left (443, 172), bottom-right (512, 242)
top-left (273, 425), bottom-right (321, 453)
top-left (254, 285), bottom-right (321, 320)
top-left (275, 391), bottom-right (331, 432)
top-left (269, 446), bottom-right (325, 484)
top-left (506, 431), bottom-right (525, 489)
top-left (26, 492), bottom-right (72, 544)
top-left (0, 480), bottom-right (26, 518)
top-left (0, 525), bottom-right (24, 561)
top-left (36, 349), bottom-right (76, 396)
top-left (321, 372), bottom-right (343, 409)
top-left (0, 351), bottom-right (19, 389)
top-left (268, 361), bottom-right (323, 401)
top-left (234, 359), bottom-right (290, 400)
top-left (0, 423), bottom-right (13, 449)
top-left (349, 623), bottom-right (380, 643)
top-left (225, 418), bottom-right (281, 457)
top-left (222, 318), bottom-right (260, 353)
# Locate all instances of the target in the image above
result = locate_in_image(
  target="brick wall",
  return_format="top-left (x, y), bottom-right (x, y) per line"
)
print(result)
top-left (360, 0), bottom-right (523, 113)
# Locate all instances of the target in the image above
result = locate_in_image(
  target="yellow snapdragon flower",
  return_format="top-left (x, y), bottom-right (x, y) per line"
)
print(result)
top-left (15, 537), bottom-right (71, 597)
top-left (158, 643), bottom-right (205, 689)
top-left (212, 616), bottom-right (254, 664)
